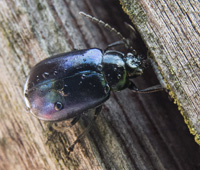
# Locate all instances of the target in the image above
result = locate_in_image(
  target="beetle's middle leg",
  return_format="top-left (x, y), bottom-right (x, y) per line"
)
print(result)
top-left (46, 115), bottom-right (82, 144)
top-left (52, 114), bottom-right (82, 133)
top-left (128, 81), bottom-right (164, 93)
top-left (67, 106), bottom-right (102, 155)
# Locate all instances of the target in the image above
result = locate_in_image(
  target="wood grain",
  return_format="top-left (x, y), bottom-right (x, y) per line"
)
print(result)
top-left (120, 0), bottom-right (200, 144)
top-left (0, 0), bottom-right (200, 170)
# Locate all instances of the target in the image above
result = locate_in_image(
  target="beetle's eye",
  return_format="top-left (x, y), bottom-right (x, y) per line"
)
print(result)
top-left (54, 102), bottom-right (63, 111)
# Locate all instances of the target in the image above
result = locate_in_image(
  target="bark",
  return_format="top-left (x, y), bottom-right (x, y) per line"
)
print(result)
top-left (0, 0), bottom-right (200, 170)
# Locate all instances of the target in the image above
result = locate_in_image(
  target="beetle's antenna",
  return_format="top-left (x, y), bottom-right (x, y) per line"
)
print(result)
top-left (79, 11), bottom-right (132, 50)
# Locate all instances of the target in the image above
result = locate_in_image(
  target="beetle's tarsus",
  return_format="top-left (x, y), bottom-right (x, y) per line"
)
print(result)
top-left (67, 144), bottom-right (75, 156)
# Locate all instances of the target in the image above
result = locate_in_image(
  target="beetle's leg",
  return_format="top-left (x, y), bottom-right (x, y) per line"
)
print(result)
top-left (128, 81), bottom-right (164, 93)
top-left (105, 40), bottom-right (134, 51)
top-left (47, 115), bottom-right (83, 145)
top-left (105, 40), bottom-right (125, 51)
top-left (52, 114), bottom-right (81, 133)
top-left (67, 106), bottom-right (102, 155)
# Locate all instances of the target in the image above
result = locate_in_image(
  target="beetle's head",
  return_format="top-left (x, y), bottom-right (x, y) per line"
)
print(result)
top-left (124, 52), bottom-right (143, 78)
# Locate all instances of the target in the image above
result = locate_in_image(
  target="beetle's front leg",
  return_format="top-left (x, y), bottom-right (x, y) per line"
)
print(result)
top-left (128, 81), bottom-right (164, 93)
top-left (67, 106), bottom-right (102, 156)
top-left (105, 40), bottom-right (125, 51)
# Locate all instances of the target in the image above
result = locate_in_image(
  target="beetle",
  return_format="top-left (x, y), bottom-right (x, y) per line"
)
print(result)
top-left (24, 48), bottom-right (146, 121)
top-left (24, 12), bottom-right (163, 154)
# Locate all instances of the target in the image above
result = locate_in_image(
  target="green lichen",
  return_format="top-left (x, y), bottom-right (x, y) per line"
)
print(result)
top-left (37, 2), bottom-right (46, 11)
top-left (120, 0), bottom-right (147, 30)
top-left (0, 137), bottom-right (7, 148)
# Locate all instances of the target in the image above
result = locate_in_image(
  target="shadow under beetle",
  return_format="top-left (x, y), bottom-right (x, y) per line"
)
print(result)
top-left (24, 12), bottom-right (163, 154)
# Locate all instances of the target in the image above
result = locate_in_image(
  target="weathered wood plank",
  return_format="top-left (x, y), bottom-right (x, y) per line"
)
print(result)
top-left (120, 0), bottom-right (200, 144)
top-left (0, 0), bottom-right (200, 170)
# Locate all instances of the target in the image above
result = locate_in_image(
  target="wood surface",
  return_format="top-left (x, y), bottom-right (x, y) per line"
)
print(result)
top-left (0, 0), bottom-right (200, 170)
top-left (120, 0), bottom-right (200, 144)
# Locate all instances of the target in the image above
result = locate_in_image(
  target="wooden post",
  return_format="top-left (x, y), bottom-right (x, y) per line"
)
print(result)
top-left (0, 0), bottom-right (199, 169)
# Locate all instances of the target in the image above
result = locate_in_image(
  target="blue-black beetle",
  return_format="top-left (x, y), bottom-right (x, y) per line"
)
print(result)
top-left (24, 48), bottom-right (145, 121)
top-left (24, 12), bottom-right (163, 153)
